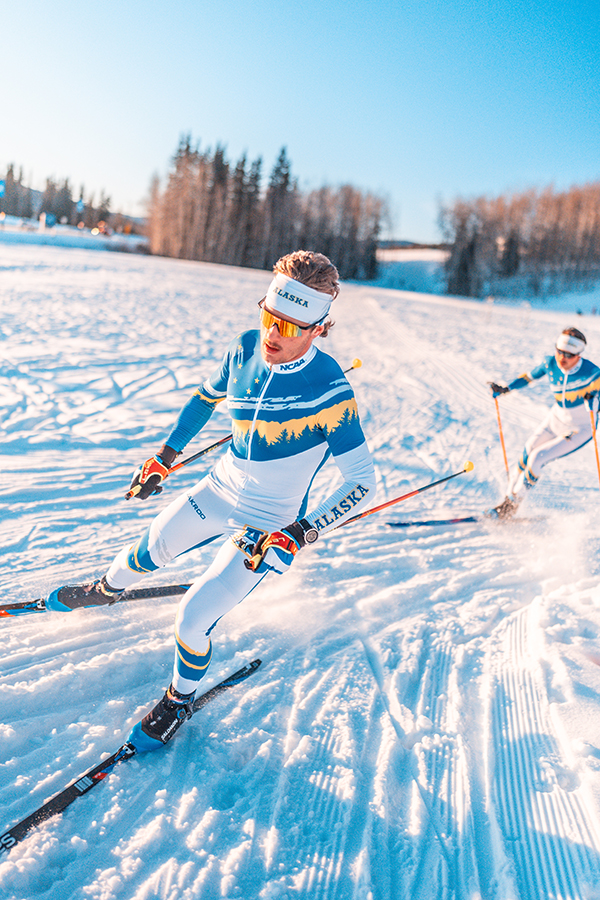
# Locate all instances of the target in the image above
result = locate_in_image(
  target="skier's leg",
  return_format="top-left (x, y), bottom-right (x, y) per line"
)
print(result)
top-left (47, 477), bottom-right (232, 611)
top-left (106, 477), bottom-right (232, 589)
top-left (127, 535), bottom-right (270, 752)
top-left (507, 417), bottom-right (556, 498)
top-left (512, 426), bottom-right (591, 499)
top-left (171, 537), bottom-right (269, 694)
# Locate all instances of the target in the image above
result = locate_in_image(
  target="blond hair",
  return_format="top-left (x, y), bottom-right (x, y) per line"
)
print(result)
top-left (273, 250), bottom-right (340, 298)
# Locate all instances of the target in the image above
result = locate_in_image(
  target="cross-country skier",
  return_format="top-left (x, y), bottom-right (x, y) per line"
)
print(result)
top-left (488, 326), bottom-right (600, 518)
top-left (46, 251), bottom-right (377, 751)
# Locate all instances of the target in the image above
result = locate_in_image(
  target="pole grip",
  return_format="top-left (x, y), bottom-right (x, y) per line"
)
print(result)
top-left (244, 553), bottom-right (263, 571)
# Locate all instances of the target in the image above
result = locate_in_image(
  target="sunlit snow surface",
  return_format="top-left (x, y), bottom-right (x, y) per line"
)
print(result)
top-left (2, 243), bottom-right (600, 899)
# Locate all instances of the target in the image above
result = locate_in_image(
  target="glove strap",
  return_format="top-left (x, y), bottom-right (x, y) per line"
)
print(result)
top-left (263, 532), bottom-right (299, 555)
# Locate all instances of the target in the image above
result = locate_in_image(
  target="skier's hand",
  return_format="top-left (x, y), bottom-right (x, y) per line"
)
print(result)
top-left (489, 382), bottom-right (510, 397)
top-left (584, 391), bottom-right (597, 401)
top-left (244, 519), bottom-right (318, 573)
top-left (126, 445), bottom-right (178, 500)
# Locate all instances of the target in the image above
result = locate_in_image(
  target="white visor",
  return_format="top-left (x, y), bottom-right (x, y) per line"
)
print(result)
top-left (556, 332), bottom-right (585, 355)
top-left (265, 273), bottom-right (333, 325)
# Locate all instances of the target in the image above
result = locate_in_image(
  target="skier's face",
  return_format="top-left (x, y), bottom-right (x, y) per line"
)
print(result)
top-left (259, 303), bottom-right (324, 365)
top-left (555, 348), bottom-right (581, 371)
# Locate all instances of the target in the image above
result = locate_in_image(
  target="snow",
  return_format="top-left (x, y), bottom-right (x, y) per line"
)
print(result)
top-left (0, 216), bottom-right (148, 254)
top-left (3, 243), bottom-right (600, 898)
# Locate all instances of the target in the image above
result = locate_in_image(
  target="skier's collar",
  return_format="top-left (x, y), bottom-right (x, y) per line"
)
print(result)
top-left (270, 343), bottom-right (317, 374)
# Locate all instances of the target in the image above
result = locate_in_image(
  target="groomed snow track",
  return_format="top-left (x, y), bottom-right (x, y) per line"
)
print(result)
top-left (490, 606), bottom-right (600, 899)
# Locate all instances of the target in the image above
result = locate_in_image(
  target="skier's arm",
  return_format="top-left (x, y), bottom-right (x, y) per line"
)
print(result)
top-left (128, 344), bottom-right (232, 499)
top-left (506, 360), bottom-right (548, 392)
top-left (306, 442), bottom-right (376, 535)
top-left (164, 336), bottom-right (239, 453)
top-left (582, 368), bottom-right (600, 408)
top-left (163, 384), bottom-right (226, 453)
top-left (128, 387), bottom-right (226, 500)
top-left (490, 360), bottom-right (548, 396)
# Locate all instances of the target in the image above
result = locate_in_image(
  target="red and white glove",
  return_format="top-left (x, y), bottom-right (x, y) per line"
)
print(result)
top-left (126, 445), bottom-right (178, 500)
top-left (244, 518), bottom-right (319, 572)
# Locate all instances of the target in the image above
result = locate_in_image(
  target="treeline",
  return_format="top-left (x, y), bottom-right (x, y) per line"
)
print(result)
top-left (0, 164), bottom-right (142, 233)
top-left (147, 138), bottom-right (387, 279)
top-left (440, 182), bottom-right (600, 298)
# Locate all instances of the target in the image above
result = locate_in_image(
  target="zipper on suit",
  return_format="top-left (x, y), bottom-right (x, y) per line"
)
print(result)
top-left (245, 368), bottom-right (274, 473)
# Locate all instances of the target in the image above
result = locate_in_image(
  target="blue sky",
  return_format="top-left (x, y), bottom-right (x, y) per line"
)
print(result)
top-left (3, 0), bottom-right (599, 243)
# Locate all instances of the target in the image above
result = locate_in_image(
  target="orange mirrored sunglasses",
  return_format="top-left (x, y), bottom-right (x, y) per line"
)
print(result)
top-left (258, 299), bottom-right (323, 338)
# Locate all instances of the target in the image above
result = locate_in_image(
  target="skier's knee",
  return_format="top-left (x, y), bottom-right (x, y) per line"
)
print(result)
top-left (126, 527), bottom-right (162, 573)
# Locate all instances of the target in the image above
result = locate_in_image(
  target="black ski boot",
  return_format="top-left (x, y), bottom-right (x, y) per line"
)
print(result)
top-left (46, 576), bottom-right (125, 611)
top-left (126, 685), bottom-right (196, 752)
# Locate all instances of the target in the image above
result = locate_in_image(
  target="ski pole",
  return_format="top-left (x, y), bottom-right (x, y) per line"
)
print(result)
top-left (587, 397), bottom-right (600, 490)
top-left (493, 396), bottom-right (510, 477)
top-left (126, 358), bottom-right (363, 499)
top-left (167, 434), bottom-right (233, 476)
top-left (336, 461), bottom-right (475, 529)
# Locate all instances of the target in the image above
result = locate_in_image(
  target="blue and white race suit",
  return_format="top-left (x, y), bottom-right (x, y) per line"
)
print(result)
top-left (106, 330), bottom-right (376, 692)
top-left (505, 354), bottom-right (600, 497)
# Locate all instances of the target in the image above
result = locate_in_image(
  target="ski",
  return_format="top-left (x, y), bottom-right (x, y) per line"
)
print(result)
top-left (0, 658), bottom-right (262, 854)
top-left (387, 516), bottom-right (480, 527)
top-left (0, 583), bottom-right (192, 619)
top-left (387, 515), bottom-right (546, 528)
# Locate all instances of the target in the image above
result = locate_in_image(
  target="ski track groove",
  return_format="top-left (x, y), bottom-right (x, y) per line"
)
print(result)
top-left (248, 651), bottom-right (380, 900)
top-left (406, 636), bottom-right (473, 899)
top-left (491, 605), bottom-right (600, 899)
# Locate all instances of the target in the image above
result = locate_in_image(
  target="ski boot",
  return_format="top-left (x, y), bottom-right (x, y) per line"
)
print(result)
top-left (46, 576), bottom-right (124, 611)
top-left (126, 684), bottom-right (196, 753)
top-left (486, 495), bottom-right (520, 520)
